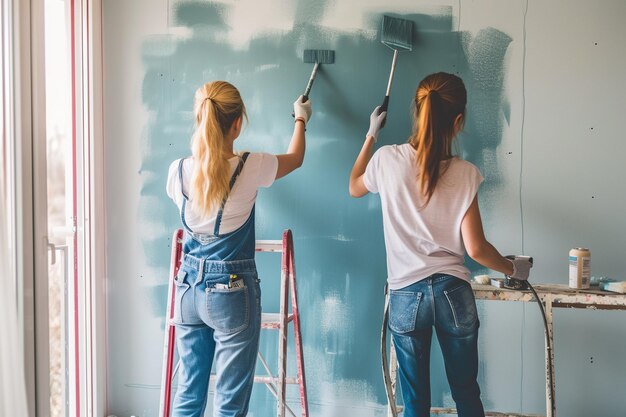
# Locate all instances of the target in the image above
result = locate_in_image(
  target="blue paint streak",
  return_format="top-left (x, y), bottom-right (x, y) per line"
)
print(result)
top-left (137, 2), bottom-right (511, 414)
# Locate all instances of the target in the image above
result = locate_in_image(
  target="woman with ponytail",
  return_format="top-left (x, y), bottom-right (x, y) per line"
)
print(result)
top-left (166, 81), bottom-right (311, 417)
top-left (349, 72), bottom-right (532, 417)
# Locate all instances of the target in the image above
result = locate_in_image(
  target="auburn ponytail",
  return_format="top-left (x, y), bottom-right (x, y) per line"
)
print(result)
top-left (408, 72), bottom-right (467, 206)
top-left (190, 81), bottom-right (247, 218)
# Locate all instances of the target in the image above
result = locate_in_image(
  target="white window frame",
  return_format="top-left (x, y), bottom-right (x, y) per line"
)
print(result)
top-left (9, 0), bottom-right (106, 415)
top-left (12, 0), bottom-right (47, 415)
top-left (72, 0), bottom-right (107, 415)
top-left (1, 2), bottom-right (31, 416)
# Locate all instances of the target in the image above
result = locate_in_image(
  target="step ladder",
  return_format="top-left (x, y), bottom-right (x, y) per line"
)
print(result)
top-left (159, 229), bottom-right (309, 417)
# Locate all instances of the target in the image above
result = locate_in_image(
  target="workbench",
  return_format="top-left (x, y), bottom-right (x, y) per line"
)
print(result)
top-left (386, 283), bottom-right (626, 417)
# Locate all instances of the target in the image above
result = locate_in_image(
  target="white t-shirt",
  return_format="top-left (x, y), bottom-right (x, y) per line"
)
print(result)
top-left (363, 143), bottom-right (484, 290)
top-left (166, 153), bottom-right (278, 234)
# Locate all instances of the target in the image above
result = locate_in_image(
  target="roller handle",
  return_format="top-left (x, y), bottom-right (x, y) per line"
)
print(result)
top-left (379, 96), bottom-right (389, 128)
top-left (379, 50), bottom-right (398, 128)
top-left (292, 63), bottom-right (318, 117)
top-left (303, 63), bottom-right (319, 100)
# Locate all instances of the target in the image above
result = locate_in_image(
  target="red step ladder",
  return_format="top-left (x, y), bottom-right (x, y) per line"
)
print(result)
top-left (159, 229), bottom-right (309, 417)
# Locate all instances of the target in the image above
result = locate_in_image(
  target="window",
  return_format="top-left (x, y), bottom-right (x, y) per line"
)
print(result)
top-left (44, 1), bottom-right (107, 416)
top-left (45, 1), bottom-right (73, 415)
top-left (4, 0), bottom-right (106, 416)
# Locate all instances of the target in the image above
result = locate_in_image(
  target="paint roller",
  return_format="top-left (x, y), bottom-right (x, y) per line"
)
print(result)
top-left (378, 15), bottom-right (414, 126)
top-left (301, 49), bottom-right (335, 101)
top-left (292, 49), bottom-right (335, 117)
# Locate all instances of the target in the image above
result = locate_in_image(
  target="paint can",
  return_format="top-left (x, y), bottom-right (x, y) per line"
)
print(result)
top-left (569, 247), bottom-right (591, 289)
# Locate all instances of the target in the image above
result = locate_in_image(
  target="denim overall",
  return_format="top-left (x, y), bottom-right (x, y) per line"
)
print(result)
top-left (172, 153), bottom-right (262, 417)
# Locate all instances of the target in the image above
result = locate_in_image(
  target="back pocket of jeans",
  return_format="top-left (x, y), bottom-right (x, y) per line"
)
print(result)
top-left (444, 283), bottom-right (478, 329)
top-left (389, 291), bottom-right (422, 334)
top-left (173, 270), bottom-right (190, 324)
top-left (206, 285), bottom-right (249, 334)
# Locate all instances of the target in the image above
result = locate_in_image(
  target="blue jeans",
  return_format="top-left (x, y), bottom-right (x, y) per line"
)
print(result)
top-left (389, 274), bottom-right (485, 417)
top-left (172, 258), bottom-right (261, 417)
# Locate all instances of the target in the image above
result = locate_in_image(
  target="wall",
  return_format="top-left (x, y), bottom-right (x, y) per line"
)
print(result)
top-left (104, 0), bottom-right (626, 416)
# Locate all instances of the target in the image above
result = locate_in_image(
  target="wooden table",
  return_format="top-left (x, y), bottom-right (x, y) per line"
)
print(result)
top-left (387, 283), bottom-right (626, 417)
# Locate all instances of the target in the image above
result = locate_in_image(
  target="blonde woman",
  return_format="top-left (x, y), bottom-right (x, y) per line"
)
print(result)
top-left (350, 72), bottom-right (531, 417)
top-left (166, 81), bottom-right (311, 417)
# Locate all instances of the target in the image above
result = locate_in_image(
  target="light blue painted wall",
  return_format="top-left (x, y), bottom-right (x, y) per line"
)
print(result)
top-left (104, 1), bottom-right (626, 416)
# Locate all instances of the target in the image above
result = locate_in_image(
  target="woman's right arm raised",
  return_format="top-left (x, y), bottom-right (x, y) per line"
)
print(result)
top-left (275, 96), bottom-right (312, 179)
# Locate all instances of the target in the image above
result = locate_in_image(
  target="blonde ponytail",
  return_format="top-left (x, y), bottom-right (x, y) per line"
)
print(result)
top-left (190, 81), bottom-right (247, 218)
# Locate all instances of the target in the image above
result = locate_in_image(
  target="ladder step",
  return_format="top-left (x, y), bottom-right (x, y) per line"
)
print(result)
top-left (253, 376), bottom-right (299, 385)
top-left (208, 375), bottom-right (299, 385)
top-left (168, 313), bottom-right (294, 329)
top-left (255, 240), bottom-right (283, 253)
top-left (261, 313), bottom-right (294, 329)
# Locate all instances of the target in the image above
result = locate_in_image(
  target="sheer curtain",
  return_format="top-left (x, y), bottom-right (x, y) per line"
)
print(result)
top-left (0, 146), bottom-right (28, 416)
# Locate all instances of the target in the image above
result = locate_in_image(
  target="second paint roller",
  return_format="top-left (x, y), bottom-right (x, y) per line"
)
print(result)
top-left (293, 49), bottom-right (335, 117)
top-left (379, 16), bottom-right (414, 125)
top-left (301, 49), bottom-right (335, 101)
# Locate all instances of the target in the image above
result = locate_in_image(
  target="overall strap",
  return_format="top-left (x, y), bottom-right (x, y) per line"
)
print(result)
top-left (178, 157), bottom-right (189, 200)
top-left (177, 158), bottom-right (194, 234)
top-left (213, 152), bottom-right (251, 236)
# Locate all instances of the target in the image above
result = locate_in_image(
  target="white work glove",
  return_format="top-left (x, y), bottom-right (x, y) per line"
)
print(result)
top-left (505, 255), bottom-right (533, 280)
top-left (366, 106), bottom-right (387, 142)
top-left (293, 95), bottom-right (312, 125)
